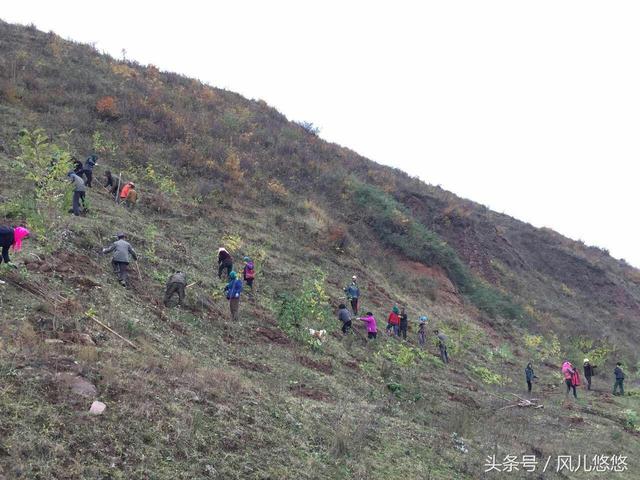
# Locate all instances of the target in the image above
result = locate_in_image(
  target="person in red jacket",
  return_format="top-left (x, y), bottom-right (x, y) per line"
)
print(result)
top-left (386, 305), bottom-right (400, 336)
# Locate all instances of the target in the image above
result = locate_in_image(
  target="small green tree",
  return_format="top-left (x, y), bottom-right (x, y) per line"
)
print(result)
top-left (278, 269), bottom-right (332, 350)
top-left (15, 128), bottom-right (72, 227)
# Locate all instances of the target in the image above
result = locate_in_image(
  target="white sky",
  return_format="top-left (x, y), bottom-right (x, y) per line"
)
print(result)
top-left (3, 1), bottom-right (640, 266)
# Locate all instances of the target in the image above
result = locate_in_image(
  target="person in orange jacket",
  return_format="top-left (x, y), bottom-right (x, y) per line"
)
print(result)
top-left (119, 182), bottom-right (134, 203)
top-left (386, 305), bottom-right (400, 336)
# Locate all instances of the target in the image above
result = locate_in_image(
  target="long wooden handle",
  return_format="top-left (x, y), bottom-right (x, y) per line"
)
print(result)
top-left (89, 315), bottom-right (138, 349)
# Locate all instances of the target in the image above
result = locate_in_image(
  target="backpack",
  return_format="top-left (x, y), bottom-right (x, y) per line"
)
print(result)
top-left (245, 262), bottom-right (255, 280)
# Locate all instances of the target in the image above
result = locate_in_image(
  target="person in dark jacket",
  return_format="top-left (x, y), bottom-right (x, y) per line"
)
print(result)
top-left (102, 232), bottom-right (138, 287)
top-left (71, 156), bottom-right (84, 175)
top-left (344, 276), bottom-right (360, 315)
top-left (68, 172), bottom-right (86, 216)
top-left (104, 171), bottom-right (119, 197)
top-left (399, 307), bottom-right (409, 339)
top-left (583, 359), bottom-right (596, 391)
top-left (83, 154), bottom-right (98, 187)
top-left (224, 271), bottom-right (243, 321)
top-left (164, 271), bottom-right (187, 307)
top-left (218, 247), bottom-right (233, 279)
top-left (337, 303), bottom-right (352, 335)
top-left (613, 362), bottom-right (625, 396)
top-left (435, 329), bottom-right (449, 364)
top-left (525, 363), bottom-right (537, 393)
top-left (0, 226), bottom-right (30, 266)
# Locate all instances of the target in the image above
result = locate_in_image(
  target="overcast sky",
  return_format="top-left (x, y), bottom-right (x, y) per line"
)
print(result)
top-left (3, 1), bottom-right (640, 265)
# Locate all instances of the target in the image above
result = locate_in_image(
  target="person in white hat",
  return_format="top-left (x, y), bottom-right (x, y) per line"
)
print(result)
top-left (344, 275), bottom-right (360, 315)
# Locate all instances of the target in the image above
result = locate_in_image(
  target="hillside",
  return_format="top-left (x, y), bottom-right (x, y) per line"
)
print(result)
top-left (1, 20), bottom-right (640, 479)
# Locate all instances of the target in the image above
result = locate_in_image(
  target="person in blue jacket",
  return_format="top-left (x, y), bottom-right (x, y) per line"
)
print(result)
top-left (224, 271), bottom-right (243, 321)
top-left (344, 275), bottom-right (360, 315)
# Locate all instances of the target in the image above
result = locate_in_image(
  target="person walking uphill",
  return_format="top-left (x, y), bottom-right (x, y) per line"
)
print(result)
top-left (583, 359), bottom-right (597, 391)
top-left (68, 171), bottom-right (86, 216)
top-left (357, 312), bottom-right (378, 340)
top-left (525, 363), bottom-right (537, 394)
top-left (218, 247), bottom-right (233, 280)
top-left (243, 257), bottom-right (255, 290)
top-left (164, 271), bottom-right (187, 307)
top-left (337, 303), bottom-right (352, 335)
top-left (613, 362), bottom-right (625, 396)
top-left (83, 154), bottom-right (98, 187)
top-left (102, 233), bottom-right (138, 287)
top-left (0, 226), bottom-right (30, 266)
top-left (224, 271), bottom-right (243, 321)
top-left (386, 306), bottom-right (400, 336)
top-left (344, 276), bottom-right (360, 315)
top-left (562, 361), bottom-right (578, 399)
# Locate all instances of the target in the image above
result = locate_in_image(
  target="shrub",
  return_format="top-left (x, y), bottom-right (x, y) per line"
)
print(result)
top-left (95, 96), bottom-right (119, 120)
top-left (470, 365), bottom-right (511, 386)
top-left (278, 269), bottom-right (332, 350)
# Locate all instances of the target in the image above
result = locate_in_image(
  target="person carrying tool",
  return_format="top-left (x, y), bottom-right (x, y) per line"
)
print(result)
top-left (102, 232), bottom-right (138, 287)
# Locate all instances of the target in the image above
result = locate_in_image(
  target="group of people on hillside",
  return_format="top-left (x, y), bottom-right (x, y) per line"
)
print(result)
top-left (524, 358), bottom-right (627, 398)
top-left (339, 276), bottom-right (448, 363)
top-left (67, 154), bottom-right (138, 216)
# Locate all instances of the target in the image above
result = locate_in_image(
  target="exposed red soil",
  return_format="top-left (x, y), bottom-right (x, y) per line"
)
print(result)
top-left (289, 383), bottom-right (333, 402)
top-left (296, 355), bottom-right (333, 374)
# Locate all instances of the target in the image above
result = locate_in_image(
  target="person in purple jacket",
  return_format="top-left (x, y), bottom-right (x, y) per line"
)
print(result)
top-left (357, 312), bottom-right (378, 340)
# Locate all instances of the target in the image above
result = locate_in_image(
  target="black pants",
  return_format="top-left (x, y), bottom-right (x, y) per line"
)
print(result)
top-left (245, 278), bottom-right (254, 289)
top-left (112, 260), bottom-right (129, 286)
top-left (613, 379), bottom-right (624, 395)
top-left (84, 169), bottom-right (93, 187)
top-left (439, 344), bottom-right (449, 364)
top-left (566, 379), bottom-right (577, 398)
top-left (164, 282), bottom-right (185, 306)
top-left (218, 259), bottom-right (232, 279)
top-left (527, 380), bottom-right (532, 393)
top-left (72, 191), bottom-right (86, 216)
top-left (399, 323), bottom-right (408, 339)
top-left (367, 331), bottom-right (377, 340)
top-left (0, 245), bottom-right (9, 264)
top-left (341, 320), bottom-right (352, 334)
top-left (0, 228), bottom-right (12, 264)
top-left (350, 298), bottom-right (359, 315)
top-left (585, 375), bottom-right (592, 390)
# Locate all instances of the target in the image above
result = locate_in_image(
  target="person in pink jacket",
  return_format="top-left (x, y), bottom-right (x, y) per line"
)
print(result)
top-left (357, 312), bottom-right (378, 340)
top-left (562, 361), bottom-right (577, 398)
top-left (0, 225), bottom-right (30, 267)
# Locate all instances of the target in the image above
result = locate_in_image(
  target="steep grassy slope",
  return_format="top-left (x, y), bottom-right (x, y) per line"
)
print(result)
top-left (1, 20), bottom-right (640, 479)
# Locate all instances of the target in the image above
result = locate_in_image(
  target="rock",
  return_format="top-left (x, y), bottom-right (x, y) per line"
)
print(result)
top-left (57, 373), bottom-right (97, 398)
top-left (89, 401), bottom-right (106, 415)
top-left (45, 339), bottom-right (64, 345)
